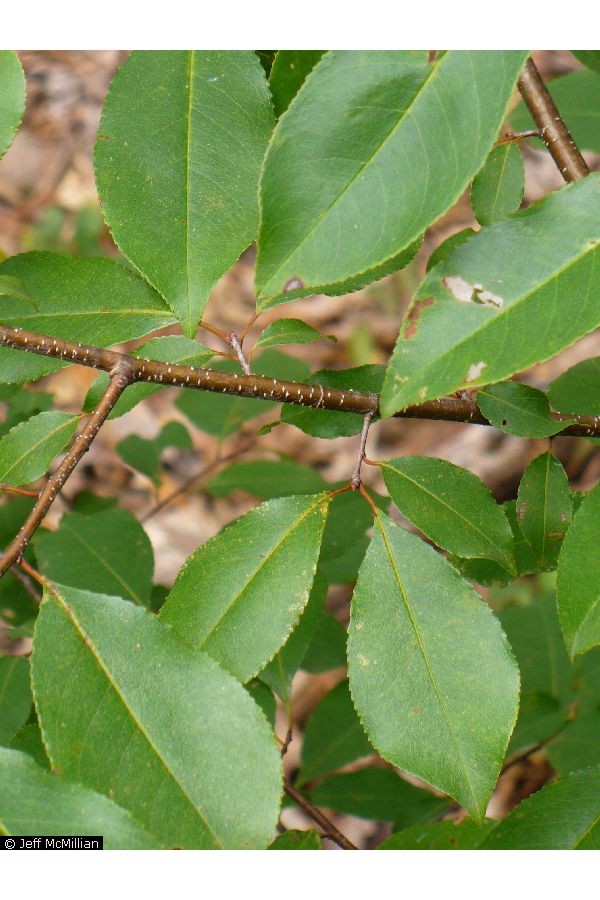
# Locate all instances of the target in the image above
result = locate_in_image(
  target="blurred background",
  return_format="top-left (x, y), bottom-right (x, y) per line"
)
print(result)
top-left (1, 50), bottom-right (599, 847)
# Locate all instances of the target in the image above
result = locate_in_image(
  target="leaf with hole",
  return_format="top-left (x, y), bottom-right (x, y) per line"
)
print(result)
top-left (32, 584), bottom-right (282, 849)
top-left (256, 50), bottom-right (528, 309)
top-left (348, 513), bottom-right (519, 821)
top-left (477, 382), bottom-right (572, 438)
top-left (381, 175), bottom-right (600, 416)
top-left (160, 493), bottom-right (331, 682)
top-left (95, 51), bottom-right (274, 335)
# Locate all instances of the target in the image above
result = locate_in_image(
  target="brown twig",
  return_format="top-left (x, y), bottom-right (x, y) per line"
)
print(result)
top-left (0, 485), bottom-right (40, 498)
top-left (497, 129), bottom-right (540, 145)
top-left (0, 362), bottom-right (132, 576)
top-left (283, 779), bottom-right (358, 850)
top-left (229, 331), bottom-right (252, 375)
top-left (350, 411), bottom-right (374, 490)
top-left (1, 325), bottom-right (598, 438)
top-left (198, 319), bottom-right (229, 343)
top-left (517, 57), bottom-right (589, 182)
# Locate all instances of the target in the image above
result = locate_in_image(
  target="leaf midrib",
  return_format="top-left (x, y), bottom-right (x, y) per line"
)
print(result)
top-left (48, 589), bottom-right (223, 848)
top-left (382, 462), bottom-right (511, 566)
top-left (258, 54), bottom-right (437, 296)
top-left (376, 514), bottom-right (480, 815)
top-left (199, 495), bottom-right (328, 655)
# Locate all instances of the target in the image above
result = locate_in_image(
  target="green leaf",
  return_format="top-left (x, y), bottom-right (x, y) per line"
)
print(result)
top-left (33, 509), bottom-right (154, 607)
top-left (32, 584), bottom-right (282, 849)
top-left (269, 829), bottom-right (321, 849)
top-left (0, 656), bottom-right (32, 744)
top-left (95, 50), bottom-right (274, 336)
top-left (499, 595), bottom-right (573, 705)
top-left (297, 680), bottom-right (372, 785)
top-left (0, 253), bottom-right (175, 384)
top-left (547, 711), bottom-right (600, 775)
top-left (0, 386), bottom-right (53, 439)
top-left (571, 51), bottom-right (600, 76)
top-left (0, 748), bottom-right (161, 848)
top-left (268, 51), bottom-right (325, 117)
top-left (255, 318), bottom-right (335, 350)
top-left (508, 693), bottom-right (567, 757)
top-left (548, 357), bottom-right (600, 415)
top-left (206, 459), bottom-right (328, 499)
top-left (176, 352), bottom-right (310, 441)
top-left (0, 275), bottom-right (34, 305)
top-left (381, 175), bottom-right (600, 416)
top-left (381, 455), bottom-right (514, 570)
top-left (160, 493), bottom-right (331, 682)
top-left (426, 228), bottom-right (476, 272)
top-left (0, 411), bottom-right (78, 485)
top-left (557, 480), bottom-right (600, 658)
top-left (516, 453), bottom-right (573, 570)
top-left (84, 335), bottom-right (214, 420)
top-left (480, 767), bottom-right (600, 848)
top-left (308, 768), bottom-right (449, 824)
top-left (348, 513), bottom-right (520, 821)
top-left (245, 679), bottom-right (276, 727)
top-left (281, 366), bottom-right (384, 438)
top-left (301, 613), bottom-right (347, 673)
top-left (259, 574), bottom-right (327, 701)
top-left (511, 69), bottom-right (600, 152)
top-left (117, 422), bottom-right (192, 485)
top-left (9, 723), bottom-right (49, 769)
top-left (379, 818), bottom-right (493, 849)
top-left (0, 51), bottom-right (25, 160)
top-left (477, 382), bottom-right (572, 437)
top-left (256, 50), bottom-right (528, 309)
top-left (471, 142), bottom-right (524, 226)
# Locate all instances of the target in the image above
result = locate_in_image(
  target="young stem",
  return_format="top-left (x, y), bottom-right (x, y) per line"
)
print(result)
top-left (229, 332), bottom-right (252, 375)
top-left (0, 364), bottom-right (132, 577)
top-left (283, 779), bottom-right (358, 850)
top-left (350, 411), bottom-right (374, 490)
top-left (517, 57), bottom-right (589, 182)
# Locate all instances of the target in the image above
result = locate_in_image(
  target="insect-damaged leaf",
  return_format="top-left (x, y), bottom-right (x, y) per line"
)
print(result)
top-left (348, 513), bottom-right (519, 821)
top-left (32, 584), bottom-right (282, 849)
top-left (477, 381), bottom-right (573, 438)
top-left (160, 493), bottom-right (331, 682)
top-left (256, 50), bottom-right (527, 309)
top-left (95, 51), bottom-right (274, 336)
top-left (381, 175), bottom-right (600, 416)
